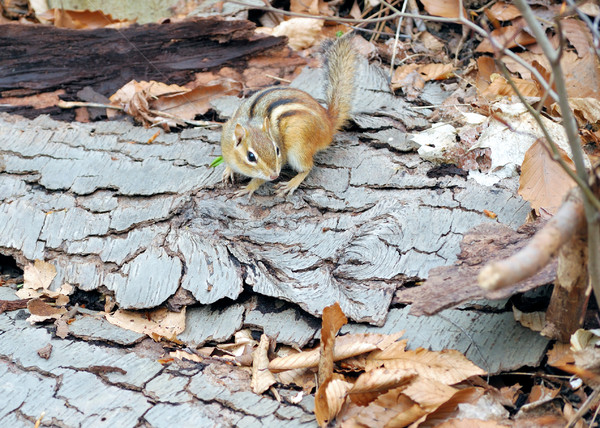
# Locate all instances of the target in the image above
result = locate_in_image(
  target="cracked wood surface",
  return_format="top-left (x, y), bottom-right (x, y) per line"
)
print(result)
top-left (0, 307), bottom-right (316, 427)
top-left (0, 57), bottom-right (530, 324)
top-left (0, 111), bottom-right (529, 325)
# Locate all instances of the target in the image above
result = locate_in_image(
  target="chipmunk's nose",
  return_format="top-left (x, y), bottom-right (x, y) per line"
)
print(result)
top-left (269, 174), bottom-right (279, 180)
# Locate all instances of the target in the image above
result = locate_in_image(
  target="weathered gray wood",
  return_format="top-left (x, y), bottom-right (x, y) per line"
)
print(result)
top-left (243, 297), bottom-right (320, 348)
top-left (69, 314), bottom-right (146, 345)
top-left (0, 310), bottom-right (315, 427)
top-left (179, 304), bottom-right (245, 346)
top-left (342, 307), bottom-right (549, 374)
top-left (0, 56), bottom-right (530, 324)
top-left (0, 110), bottom-right (528, 324)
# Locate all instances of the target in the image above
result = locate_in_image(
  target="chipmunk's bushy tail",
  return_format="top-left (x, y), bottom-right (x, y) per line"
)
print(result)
top-left (324, 35), bottom-right (357, 132)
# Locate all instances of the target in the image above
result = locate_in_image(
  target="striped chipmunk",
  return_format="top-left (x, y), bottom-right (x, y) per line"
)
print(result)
top-left (220, 35), bottom-right (357, 198)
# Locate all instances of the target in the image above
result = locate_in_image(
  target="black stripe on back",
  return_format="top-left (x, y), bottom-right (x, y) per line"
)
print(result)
top-left (278, 110), bottom-right (304, 120)
top-left (249, 87), bottom-right (285, 118)
top-left (265, 97), bottom-right (300, 118)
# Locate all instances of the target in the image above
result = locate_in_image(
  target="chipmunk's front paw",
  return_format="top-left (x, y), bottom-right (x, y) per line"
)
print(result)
top-left (274, 181), bottom-right (298, 197)
top-left (233, 178), bottom-right (266, 199)
top-left (274, 171), bottom-right (310, 197)
top-left (222, 166), bottom-right (235, 186)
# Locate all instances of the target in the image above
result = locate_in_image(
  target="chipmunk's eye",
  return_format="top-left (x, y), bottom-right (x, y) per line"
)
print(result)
top-left (276, 147), bottom-right (280, 156)
top-left (247, 151), bottom-right (257, 163)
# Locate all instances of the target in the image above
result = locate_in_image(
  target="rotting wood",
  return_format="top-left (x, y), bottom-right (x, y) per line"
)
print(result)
top-left (0, 18), bottom-right (286, 119)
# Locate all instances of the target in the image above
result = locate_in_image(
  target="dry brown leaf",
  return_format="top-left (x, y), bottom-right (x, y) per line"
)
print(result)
top-left (518, 138), bottom-right (576, 215)
top-left (526, 383), bottom-right (559, 405)
top-left (546, 341), bottom-right (574, 367)
top-left (274, 347), bottom-right (317, 392)
top-left (27, 298), bottom-right (67, 323)
top-left (476, 22), bottom-right (537, 53)
top-left (290, 0), bottom-right (331, 16)
top-left (350, 368), bottom-right (416, 395)
top-left (481, 74), bottom-right (540, 98)
top-left (105, 307), bottom-right (186, 340)
top-left (579, 1), bottom-right (599, 16)
top-left (488, 2), bottom-right (521, 21)
top-left (269, 333), bottom-right (401, 372)
top-left (170, 349), bottom-right (203, 363)
top-left (402, 378), bottom-right (458, 411)
top-left (368, 348), bottom-right (485, 385)
top-left (562, 51), bottom-right (600, 99)
top-left (417, 387), bottom-right (486, 426)
top-left (561, 18), bottom-right (593, 58)
top-left (152, 78), bottom-right (242, 120)
top-left (475, 56), bottom-right (497, 93)
top-left (551, 97), bottom-right (600, 126)
top-left (420, 0), bottom-right (465, 19)
top-left (111, 81), bottom-right (189, 105)
top-left (340, 387), bottom-right (424, 428)
top-left (39, 8), bottom-right (133, 29)
top-left (23, 260), bottom-right (56, 291)
top-left (315, 377), bottom-right (354, 427)
top-left (271, 18), bottom-right (324, 50)
top-left (418, 32), bottom-right (445, 53)
top-left (252, 334), bottom-right (277, 394)
top-left (513, 306), bottom-right (545, 331)
top-left (435, 419), bottom-right (509, 428)
top-left (391, 63), bottom-right (421, 91)
top-left (418, 63), bottom-right (455, 81)
top-left (366, 339), bottom-right (408, 362)
top-left (318, 302), bottom-right (348, 386)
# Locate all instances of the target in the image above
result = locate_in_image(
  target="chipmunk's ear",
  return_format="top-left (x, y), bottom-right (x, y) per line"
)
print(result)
top-left (234, 123), bottom-right (246, 146)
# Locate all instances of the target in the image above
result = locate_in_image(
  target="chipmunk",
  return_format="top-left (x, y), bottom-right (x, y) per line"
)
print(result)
top-left (220, 35), bottom-right (357, 197)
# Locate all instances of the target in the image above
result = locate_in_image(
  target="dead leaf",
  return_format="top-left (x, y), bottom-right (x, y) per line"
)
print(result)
top-left (40, 8), bottom-right (134, 29)
top-left (526, 383), bottom-right (559, 405)
top-left (420, 0), bottom-right (465, 19)
top-left (419, 387), bottom-right (486, 426)
top-left (23, 260), bottom-right (56, 292)
top-left (27, 298), bottom-right (67, 323)
top-left (270, 18), bottom-right (324, 50)
top-left (561, 18), bottom-right (593, 58)
top-left (170, 350), bottom-right (204, 363)
top-left (367, 348), bottom-right (485, 384)
top-left (318, 302), bottom-right (348, 385)
top-left (252, 334), bottom-right (277, 394)
top-left (513, 306), bottom-right (545, 331)
top-left (269, 332), bottom-right (403, 372)
top-left (551, 98), bottom-right (600, 126)
top-left (488, 2), bottom-right (522, 21)
top-left (518, 138), bottom-right (576, 214)
top-left (349, 367), bottom-right (416, 396)
top-left (315, 377), bottom-right (353, 427)
top-left (546, 341), bottom-right (574, 367)
top-left (105, 307), bottom-right (186, 340)
top-left (481, 74), bottom-right (540, 98)
top-left (152, 78), bottom-right (242, 120)
top-left (418, 63), bottom-right (455, 81)
top-left (55, 317), bottom-right (70, 339)
top-left (476, 21), bottom-right (537, 53)
top-left (435, 419), bottom-right (509, 427)
top-left (340, 387), bottom-right (424, 428)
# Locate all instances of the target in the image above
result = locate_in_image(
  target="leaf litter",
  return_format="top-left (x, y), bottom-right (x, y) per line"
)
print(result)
top-left (3, 0), bottom-right (600, 425)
